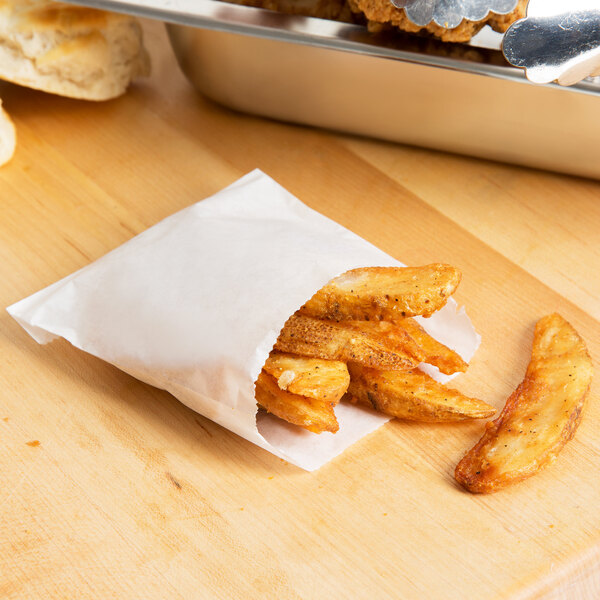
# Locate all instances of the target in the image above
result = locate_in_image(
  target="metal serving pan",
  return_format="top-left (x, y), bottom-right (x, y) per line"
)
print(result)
top-left (70, 0), bottom-right (600, 179)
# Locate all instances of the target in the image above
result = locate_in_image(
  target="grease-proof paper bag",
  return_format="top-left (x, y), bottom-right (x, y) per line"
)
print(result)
top-left (8, 170), bottom-right (480, 470)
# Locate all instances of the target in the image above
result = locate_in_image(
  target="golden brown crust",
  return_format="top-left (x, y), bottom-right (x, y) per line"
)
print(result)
top-left (346, 364), bottom-right (495, 421)
top-left (263, 352), bottom-right (350, 403)
top-left (397, 318), bottom-right (468, 375)
top-left (275, 314), bottom-right (419, 370)
top-left (258, 263), bottom-right (475, 434)
top-left (487, 0), bottom-right (528, 33)
top-left (300, 264), bottom-right (461, 322)
top-left (4, 1), bottom-right (112, 30)
top-left (455, 313), bottom-right (593, 493)
top-left (256, 371), bottom-right (339, 433)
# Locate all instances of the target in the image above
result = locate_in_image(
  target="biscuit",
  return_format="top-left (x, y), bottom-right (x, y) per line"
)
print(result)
top-left (0, 1), bottom-right (150, 100)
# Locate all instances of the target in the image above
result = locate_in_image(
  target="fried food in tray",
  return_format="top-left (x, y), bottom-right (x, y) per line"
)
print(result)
top-left (455, 313), bottom-right (593, 493)
top-left (346, 364), bottom-right (495, 421)
top-left (221, 0), bottom-right (353, 21)
top-left (347, 0), bottom-right (529, 43)
top-left (258, 264), bottom-right (491, 434)
top-left (219, 0), bottom-right (528, 43)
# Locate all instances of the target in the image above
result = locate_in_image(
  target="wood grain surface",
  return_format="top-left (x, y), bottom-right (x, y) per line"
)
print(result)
top-left (1, 19), bottom-right (599, 600)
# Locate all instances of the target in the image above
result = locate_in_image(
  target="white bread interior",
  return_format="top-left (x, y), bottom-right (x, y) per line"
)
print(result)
top-left (0, 99), bottom-right (16, 166)
top-left (0, 1), bottom-right (150, 100)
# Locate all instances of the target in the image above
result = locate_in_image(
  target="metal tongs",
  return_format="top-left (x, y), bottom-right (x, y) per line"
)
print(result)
top-left (390, 0), bottom-right (600, 86)
top-left (503, 0), bottom-right (600, 86)
top-left (390, 0), bottom-right (518, 30)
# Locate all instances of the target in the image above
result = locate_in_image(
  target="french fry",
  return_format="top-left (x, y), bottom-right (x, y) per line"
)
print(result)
top-left (397, 318), bottom-right (468, 375)
top-left (455, 314), bottom-right (593, 493)
top-left (255, 371), bottom-right (339, 434)
top-left (300, 264), bottom-right (461, 321)
top-left (274, 314), bottom-right (419, 371)
top-left (263, 352), bottom-right (349, 403)
top-left (346, 364), bottom-right (496, 422)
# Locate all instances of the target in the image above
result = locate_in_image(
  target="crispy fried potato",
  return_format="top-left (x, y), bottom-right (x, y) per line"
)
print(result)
top-left (346, 364), bottom-right (495, 422)
top-left (300, 264), bottom-right (461, 321)
top-left (398, 318), bottom-right (468, 375)
top-left (263, 352), bottom-right (349, 403)
top-left (344, 319), bottom-right (428, 362)
top-left (255, 371), bottom-right (339, 434)
top-left (275, 314), bottom-right (419, 371)
top-left (455, 314), bottom-right (593, 494)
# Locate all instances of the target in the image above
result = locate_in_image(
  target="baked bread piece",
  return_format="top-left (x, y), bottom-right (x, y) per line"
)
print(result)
top-left (0, 1), bottom-right (150, 100)
top-left (0, 98), bottom-right (15, 166)
top-left (347, 0), bottom-right (528, 42)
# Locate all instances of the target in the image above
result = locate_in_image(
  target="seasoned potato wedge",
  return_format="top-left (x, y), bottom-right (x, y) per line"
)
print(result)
top-left (398, 318), bottom-right (468, 375)
top-left (346, 364), bottom-right (495, 422)
top-left (343, 319), bottom-right (427, 363)
top-left (300, 264), bottom-right (461, 321)
top-left (275, 314), bottom-right (419, 371)
top-left (455, 314), bottom-right (593, 493)
top-left (255, 371), bottom-right (339, 434)
top-left (263, 352), bottom-right (349, 403)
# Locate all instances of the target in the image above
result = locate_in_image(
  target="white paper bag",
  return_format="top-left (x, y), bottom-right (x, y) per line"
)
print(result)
top-left (8, 170), bottom-right (480, 470)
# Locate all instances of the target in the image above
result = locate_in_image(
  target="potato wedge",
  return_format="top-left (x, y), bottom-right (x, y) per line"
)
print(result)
top-left (255, 371), bottom-right (339, 434)
top-left (455, 314), bottom-right (593, 493)
top-left (398, 318), bottom-right (468, 375)
top-left (343, 319), bottom-right (427, 363)
top-left (346, 364), bottom-right (496, 422)
top-left (263, 352), bottom-right (349, 403)
top-left (300, 264), bottom-right (461, 321)
top-left (275, 314), bottom-right (419, 371)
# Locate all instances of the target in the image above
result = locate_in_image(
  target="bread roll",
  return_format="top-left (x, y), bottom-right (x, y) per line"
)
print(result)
top-left (0, 98), bottom-right (16, 167)
top-left (0, 1), bottom-right (150, 100)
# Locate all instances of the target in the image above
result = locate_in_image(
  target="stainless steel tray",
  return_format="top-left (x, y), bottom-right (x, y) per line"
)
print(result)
top-left (68, 0), bottom-right (600, 179)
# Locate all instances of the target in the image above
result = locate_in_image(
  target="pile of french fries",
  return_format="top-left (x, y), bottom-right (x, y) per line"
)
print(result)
top-left (255, 264), bottom-right (496, 434)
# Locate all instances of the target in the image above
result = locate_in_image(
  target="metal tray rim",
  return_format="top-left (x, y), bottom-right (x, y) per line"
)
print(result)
top-left (65, 0), bottom-right (600, 97)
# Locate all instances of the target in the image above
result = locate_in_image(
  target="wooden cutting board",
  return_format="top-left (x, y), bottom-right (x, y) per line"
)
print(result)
top-left (1, 20), bottom-right (599, 600)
